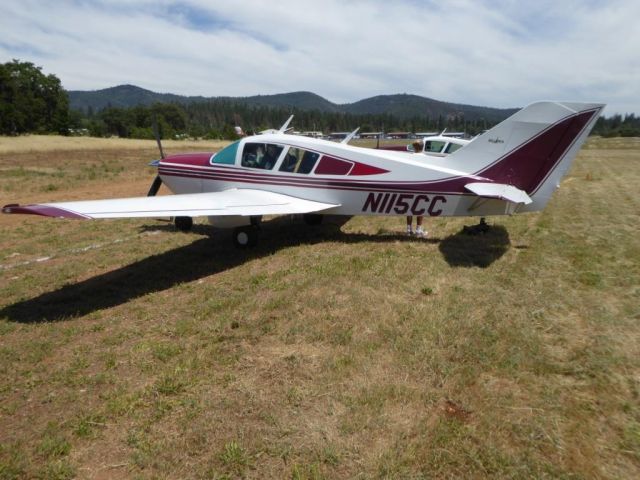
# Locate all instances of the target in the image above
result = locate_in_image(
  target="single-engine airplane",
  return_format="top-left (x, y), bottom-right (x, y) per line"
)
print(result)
top-left (2, 101), bottom-right (604, 247)
top-left (379, 131), bottom-right (470, 156)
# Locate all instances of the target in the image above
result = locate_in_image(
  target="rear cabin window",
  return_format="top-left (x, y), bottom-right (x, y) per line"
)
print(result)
top-left (211, 141), bottom-right (239, 165)
top-left (279, 147), bottom-right (319, 174)
top-left (314, 156), bottom-right (353, 175)
top-left (445, 142), bottom-right (463, 154)
top-left (424, 140), bottom-right (446, 153)
top-left (241, 143), bottom-right (284, 170)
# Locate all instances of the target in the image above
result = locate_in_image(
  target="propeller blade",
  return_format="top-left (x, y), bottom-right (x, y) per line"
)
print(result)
top-left (148, 113), bottom-right (164, 197)
top-left (152, 113), bottom-right (165, 159)
top-left (147, 175), bottom-right (163, 197)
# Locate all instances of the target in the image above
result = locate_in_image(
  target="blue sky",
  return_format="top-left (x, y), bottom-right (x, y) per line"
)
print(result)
top-left (1, 0), bottom-right (638, 115)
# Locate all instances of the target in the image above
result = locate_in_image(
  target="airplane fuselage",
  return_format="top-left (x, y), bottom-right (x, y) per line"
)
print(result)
top-left (158, 135), bottom-right (515, 222)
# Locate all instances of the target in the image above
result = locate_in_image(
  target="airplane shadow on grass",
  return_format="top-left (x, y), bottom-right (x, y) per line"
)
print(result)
top-left (2, 217), bottom-right (509, 323)
top-left (439, 223), bottom-right (510, 268)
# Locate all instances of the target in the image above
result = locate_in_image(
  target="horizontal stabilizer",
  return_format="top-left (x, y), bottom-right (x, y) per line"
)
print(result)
top-left (2, 189), bottom-right (339, 219)
top-left (465, 182), bottom-right (533, 204)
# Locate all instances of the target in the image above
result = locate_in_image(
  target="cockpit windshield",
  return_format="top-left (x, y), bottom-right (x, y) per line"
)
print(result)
top-left (211, 141), bottom-right (239, 165)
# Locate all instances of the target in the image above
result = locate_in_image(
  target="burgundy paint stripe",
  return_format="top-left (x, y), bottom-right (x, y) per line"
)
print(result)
top-left (2, 204), bottom-right (90, 219)
top-left (529, 109), bottom-right (599, 195)
top-left (159, 166), bottom-right (481, 192)
top-left (159, 170), bottom-right (478, 196)
top-left (478, 108), bottom-right (598, 193)
top-left (350, 161), bottom-right (389, 175)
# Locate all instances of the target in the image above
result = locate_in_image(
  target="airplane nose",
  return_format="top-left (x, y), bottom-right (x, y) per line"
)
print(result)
top-left (160, 152), bottom-right (213, 167)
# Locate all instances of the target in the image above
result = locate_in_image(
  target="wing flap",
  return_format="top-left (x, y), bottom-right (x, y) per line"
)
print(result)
top-left (3, 189), bottom-right (339, 219)
top-left (465, 182), bottom-right (532, 204)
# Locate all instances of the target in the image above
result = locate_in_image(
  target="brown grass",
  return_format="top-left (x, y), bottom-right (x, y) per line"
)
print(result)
top-left (0, 134), bottom-right (229, 154)
top-left (0, 136), bottom-right (639, 479)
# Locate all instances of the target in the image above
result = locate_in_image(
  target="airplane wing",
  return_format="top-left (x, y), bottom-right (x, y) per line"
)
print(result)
top-left (465, 182), bottom-right (532, 204)
top-left (2, 189), bottom-right (340, 219)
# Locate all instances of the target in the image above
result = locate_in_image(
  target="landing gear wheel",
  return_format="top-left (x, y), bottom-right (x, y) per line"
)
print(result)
top-left (463, 217), bottom-right (490, 235)
top-left (233, 225), bottom-right (258, 248)
top-left (303, 213), bottom-right (323, 226)
top-left (175, 216), bottom-right (193, 232)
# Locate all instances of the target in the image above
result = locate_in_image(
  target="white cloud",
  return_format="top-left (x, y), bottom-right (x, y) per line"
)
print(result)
top-left (0, 0), bottom-right (637, 115)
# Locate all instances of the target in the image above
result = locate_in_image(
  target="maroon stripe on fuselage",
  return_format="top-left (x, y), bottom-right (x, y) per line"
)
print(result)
top-left (159, 161), bottom-right (486, 192)
top-left (159, 167), bottom-right (477, 195)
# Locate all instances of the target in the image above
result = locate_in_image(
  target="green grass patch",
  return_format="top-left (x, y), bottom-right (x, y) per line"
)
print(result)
top-left (0, 138), bottom-right (639, 478)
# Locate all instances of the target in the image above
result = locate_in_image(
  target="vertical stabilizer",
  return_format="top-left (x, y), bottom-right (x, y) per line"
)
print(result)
top-left (448, 101), bottom-right (604, 211)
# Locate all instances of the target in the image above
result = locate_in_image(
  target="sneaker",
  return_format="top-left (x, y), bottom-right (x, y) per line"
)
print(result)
top-left (415, 227), bottom-right (427, 237)
top-left (406, 226), bottom-right (413, 236)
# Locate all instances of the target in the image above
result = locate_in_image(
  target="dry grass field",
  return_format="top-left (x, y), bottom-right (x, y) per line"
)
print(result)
top-left (0, 135), bottom-right (639, 479)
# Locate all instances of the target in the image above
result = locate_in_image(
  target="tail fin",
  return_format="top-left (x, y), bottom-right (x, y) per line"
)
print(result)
top-left (449, 101), bottom-right (604, 211)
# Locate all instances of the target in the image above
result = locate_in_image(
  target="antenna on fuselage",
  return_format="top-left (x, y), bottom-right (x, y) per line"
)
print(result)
top-left (278, 115), bottom-right (294, 133)
top-left (341, 126), bottom-right (360, 144)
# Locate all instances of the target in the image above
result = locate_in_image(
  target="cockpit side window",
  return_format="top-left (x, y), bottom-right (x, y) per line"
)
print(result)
top-left (241, 143), bottom-right (283, 170)
top-left (424, 140), bottom-right (446, 153)
top-left (279, 147), bottom-right (319, 174)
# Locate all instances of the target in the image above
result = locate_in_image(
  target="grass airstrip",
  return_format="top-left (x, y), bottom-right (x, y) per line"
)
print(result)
top-left (0, 135), bottom-right (639, 479)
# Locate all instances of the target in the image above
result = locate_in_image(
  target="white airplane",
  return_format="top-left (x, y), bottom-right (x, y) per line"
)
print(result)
top-left (381, 133), bottom-right (470, 156)
top-left (3, 101), bottom-right (604, 247)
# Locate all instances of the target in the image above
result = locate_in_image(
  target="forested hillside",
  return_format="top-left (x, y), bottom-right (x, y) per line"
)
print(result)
top-left (2, 60), bottom-right (637, 138)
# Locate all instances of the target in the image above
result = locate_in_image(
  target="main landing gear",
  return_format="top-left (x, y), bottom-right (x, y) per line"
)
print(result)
top-left (303, 213), bottom-right (323, 226)
top-left (233, 225), bottom-right (259, 248)
top-left (232, 216), bottom-right (261, 248)
top-left (174, 216), bottom-right (193, 232)
top-left (463, 217), bottom-right (490, 235)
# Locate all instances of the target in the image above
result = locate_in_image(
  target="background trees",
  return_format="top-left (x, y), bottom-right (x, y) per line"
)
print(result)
top-left (2, 59), bottom-right (638, 138)
top-left (0, 60), bottom-right (69, 135)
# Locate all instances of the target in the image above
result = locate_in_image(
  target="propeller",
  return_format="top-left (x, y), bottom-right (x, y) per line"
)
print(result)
top-left (147, 113), bottom-right (164, 197)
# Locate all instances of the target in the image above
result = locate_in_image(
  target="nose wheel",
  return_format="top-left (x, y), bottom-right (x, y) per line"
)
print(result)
top-left (233, 225), bottom-right (259, 248)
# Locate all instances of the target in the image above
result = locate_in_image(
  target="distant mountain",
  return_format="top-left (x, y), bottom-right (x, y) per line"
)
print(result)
top-left (68, 85), bottom-right (338, 113)
top-left (344, 94), bottom-right (517, 123)
top-left (68, 84), bottom-right (517, 122)
top-left (232, 91), bottom-right (341, 113)
top-left (68, 84), bottom-right (207, 111)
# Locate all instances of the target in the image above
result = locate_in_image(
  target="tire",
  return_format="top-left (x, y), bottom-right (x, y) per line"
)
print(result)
top-left (233, 225), bottom-right (258, 248)
top-left (175, 216), bottom-right (193, 232)
top-left (303, 213), bottom-right (323, 226)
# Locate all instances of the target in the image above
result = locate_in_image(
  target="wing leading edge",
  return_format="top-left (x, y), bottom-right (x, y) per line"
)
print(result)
top-left (2, 189), bottom-right (340, 219)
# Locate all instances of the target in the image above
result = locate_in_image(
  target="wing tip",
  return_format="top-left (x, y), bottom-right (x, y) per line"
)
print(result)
top-left (2, 203), bottom-right (89, 219)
